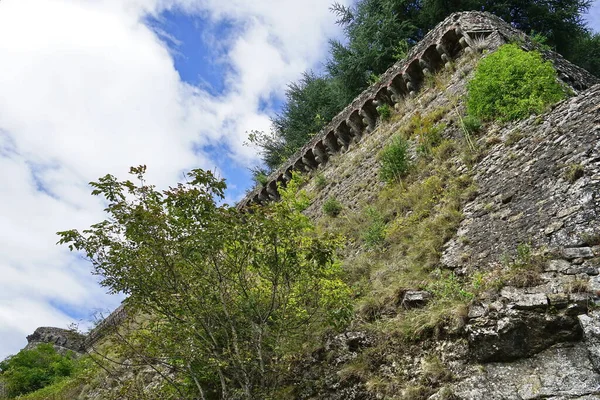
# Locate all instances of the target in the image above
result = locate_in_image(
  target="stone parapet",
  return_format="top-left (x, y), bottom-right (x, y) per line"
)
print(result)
top-left (238, 11), bottom-right (598, 208)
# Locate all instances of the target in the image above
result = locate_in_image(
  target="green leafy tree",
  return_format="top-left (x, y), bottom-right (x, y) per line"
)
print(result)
top-left (57, 167), bottom-right (351, 399)
top-left (569, 32), bottom-right (600, 78)
top-left (466, 44), bottom-right (567, 121)
top-left (0, 344), bottom-right (75, 398)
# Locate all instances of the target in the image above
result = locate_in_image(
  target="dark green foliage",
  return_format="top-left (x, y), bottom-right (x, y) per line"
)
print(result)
top-left (461, 115), bottom-right (481, 134)
top-left (569, 32), bottom-right (600, 77)
top-left (329, 1), bottom-right (419, 100)
top-left (0, 344), bottom-right (76, 398)
top-left (323, 197), bottom-right (343, 217)
top-left (467, 44), bottom-right (567, 121)
top-left (379, 136), bottom-right (411, 182)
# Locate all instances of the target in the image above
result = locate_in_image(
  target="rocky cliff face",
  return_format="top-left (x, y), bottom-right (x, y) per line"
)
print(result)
top-left (25, 327), bottom-right (86, 354)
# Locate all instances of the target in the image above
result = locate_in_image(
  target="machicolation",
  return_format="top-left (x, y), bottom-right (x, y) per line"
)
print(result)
top-left (239, 11), bottom-right (598, 208)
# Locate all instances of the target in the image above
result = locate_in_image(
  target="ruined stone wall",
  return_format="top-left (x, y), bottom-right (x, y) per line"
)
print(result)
top-left (239, 11), bottom-right (598, 209)
top-left (25, 327), bottom-right (86, 353)
top-left (260, 13), bottom-right (600, 399)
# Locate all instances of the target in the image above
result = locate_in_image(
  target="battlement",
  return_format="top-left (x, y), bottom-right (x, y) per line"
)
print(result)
top-left (238, 11), bottom-right (598, 208)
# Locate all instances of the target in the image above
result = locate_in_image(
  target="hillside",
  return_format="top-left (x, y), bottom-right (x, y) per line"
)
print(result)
top-left (3, 11), bottom-right (600, 399)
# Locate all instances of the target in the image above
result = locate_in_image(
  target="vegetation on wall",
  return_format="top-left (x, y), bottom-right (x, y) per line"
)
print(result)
top-left (57, 168), bottom-right (352, 399)
top-left (378, 135), bottom-right (411, 182)
top-left (466, 44), bottom-right (567, 121)
top-left (251, 0), bottom-right (598, 171)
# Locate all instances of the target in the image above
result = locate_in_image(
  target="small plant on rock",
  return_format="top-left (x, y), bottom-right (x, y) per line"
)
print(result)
top-left (379, 136), bottom-right (410, 182)
top-left (564, 163), bottom-right (584, 183)
top-left (323, 197), bottom-right (343, 217)
top-left (377, 104), bottom-right (392, 121)
top-left (315, 172), bottom-right (327, 189)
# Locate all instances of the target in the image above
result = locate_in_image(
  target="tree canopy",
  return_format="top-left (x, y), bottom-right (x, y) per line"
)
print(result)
top-left (0, 344), bottom-right (76, 398)
top-left (57, 167), bottom-right (351, 399)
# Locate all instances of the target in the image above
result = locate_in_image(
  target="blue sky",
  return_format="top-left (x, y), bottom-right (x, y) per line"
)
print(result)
top-left (0, 0), bottom-right (598, 360)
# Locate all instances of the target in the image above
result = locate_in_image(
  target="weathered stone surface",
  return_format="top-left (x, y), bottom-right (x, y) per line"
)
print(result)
top-left (450, 343), bottom-right (600, 399)
top-left (401, 290), bottom-right (432, 308)
top-left (546, 259), bottom-right (571, 272)
top-left (579, 312), bottom-right (600, 372)
top-left (500, 288), bottom-right (548, 310)
top-left (441, 83), bottom-right (600, 271)
top-left (26, 327), bottom-right (85, 353)
top-left (467, 311), bottom-right (582, 362)
top-left (563, 247), bottom-right (595, 260)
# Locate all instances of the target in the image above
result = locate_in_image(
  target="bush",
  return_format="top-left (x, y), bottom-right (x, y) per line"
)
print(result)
top-left (323, 197), bottom-right (343, 217)
top-left (251, 167), bottom-right (269, 186)
top-left (315, 173), bottom-right (327, 189)
top-left (466, 44), bottom-right (567, 122)
top-left (461, 115), bottom-right (481, 134)
top-left (0, 344), bottom-right (76, 398)
top-left (377, 104), bottom-right (392, 121)
top-left (363, 207), bottom-right (386, 248)
top-left (379, 136), bottom-right (410, 182)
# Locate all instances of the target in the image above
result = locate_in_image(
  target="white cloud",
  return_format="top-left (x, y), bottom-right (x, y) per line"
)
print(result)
top-left (0, 0), bottom-right (349, 359)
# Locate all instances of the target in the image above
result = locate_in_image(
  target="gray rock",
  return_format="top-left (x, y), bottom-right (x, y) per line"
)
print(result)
top-left (500, 288), bottom-right (548, 310)
top-left (563, 247), bottom-right (595, 260)
top-left (579, 312), bottom-right (600, 372)
top-left (452, 343), bottom-right (600, 399)
top-left (546, 259), bottom-right (571, 272)
top-left (26, 327), bottom-right (86, 353)
top-left (402, 290), bottom-right (432, 308)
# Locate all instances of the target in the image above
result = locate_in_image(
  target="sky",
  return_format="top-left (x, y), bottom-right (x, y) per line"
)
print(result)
top-left (0, 0), bottom-right (352, 360)
top-left (0, 0), bottom-right (599, 361)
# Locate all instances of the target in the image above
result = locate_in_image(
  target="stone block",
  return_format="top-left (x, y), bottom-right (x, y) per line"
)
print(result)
top-left (562, 247), bottom-right (594, 260)
top-left (401, 290), bottom-right (432, 308)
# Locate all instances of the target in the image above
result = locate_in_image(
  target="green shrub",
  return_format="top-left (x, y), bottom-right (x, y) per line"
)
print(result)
top-left (0, 344), bottom-right (76, 398)
top-left (462, 115), bottom-right (481, 134)
top-left (315, 173), bottom-right (327, 189)
top-left (323, 197), bottom-right (343, 217)
top-left (363, 207), bottom-right (386, 248)
top-left (379, 136), bottom-right (410, 182)
top-left (251, 168), bottom-right (269, 186)
top-left (377, 104), bottom-right (392, 121)
top-left (466, 44), bottom-right (567, 122)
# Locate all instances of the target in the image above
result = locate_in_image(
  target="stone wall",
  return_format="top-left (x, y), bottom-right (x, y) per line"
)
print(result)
top-left (268, 14), bottom-right (600, 399)
top-left (239, 11), bottom-right (598, 209)
top-left (25, 327), bottom-right (86, 353)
